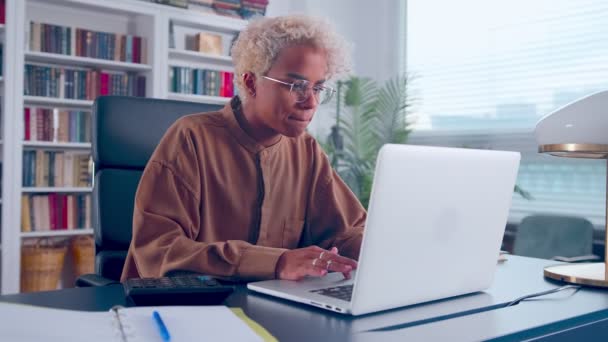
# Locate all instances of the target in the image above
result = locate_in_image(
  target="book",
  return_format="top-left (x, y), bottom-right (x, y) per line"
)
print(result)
top-left (0, 303), bottom-right (275, 341)
top-left (167, 0), bottom-right (189, 8)
top-left (194, 32), bottom-right (223, 55)
top-left (21, 195), bottom-right (32, 232)
top-left (0, 0), bottom-right (5, 24)
top-left (188, 1), bottom-right (214, 14)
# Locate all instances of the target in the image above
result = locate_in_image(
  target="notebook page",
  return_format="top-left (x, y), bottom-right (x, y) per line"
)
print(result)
top-left (121, 306), bottom-right (263, 342)
top-left (0, 302), bottom-right (118, 342)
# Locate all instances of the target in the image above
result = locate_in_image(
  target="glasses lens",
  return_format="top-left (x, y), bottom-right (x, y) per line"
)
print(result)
top-left (291, 81), bottom-right (335, 105)
top-left (319, 87), bottom-right (335, 104)
top-left (291, 80), bottom-right (309, 102)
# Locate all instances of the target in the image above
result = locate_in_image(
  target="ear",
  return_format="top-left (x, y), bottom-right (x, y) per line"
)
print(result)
top-left (242, 72), bottom-right (257, 97)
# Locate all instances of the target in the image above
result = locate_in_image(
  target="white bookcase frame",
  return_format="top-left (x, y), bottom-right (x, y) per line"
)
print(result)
top-left (1, 0), bottom-right (246, 294)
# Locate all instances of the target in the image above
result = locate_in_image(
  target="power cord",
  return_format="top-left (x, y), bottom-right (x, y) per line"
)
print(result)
top-left (504, 285), bottom-right (581, 307)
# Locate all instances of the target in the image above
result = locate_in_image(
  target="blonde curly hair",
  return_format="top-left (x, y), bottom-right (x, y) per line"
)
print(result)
top-left (231, 14), bottom-right (352, 102)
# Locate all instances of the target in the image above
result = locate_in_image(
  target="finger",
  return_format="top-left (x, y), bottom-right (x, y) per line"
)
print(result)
top-left (342, 269), bottom-right (353, 280)
top-left (328, 247), bottom-right (350, 277)
top-left (308, 247), bottom-right (357, 270)
top-left (306, 247), bottom-right (328, 260)
top-left (324, 259), bottom-right (353, 274)
top-left (286, 264), bottom-right (327, 281)
top-left (324, 252), bottom-right (354, 279)
top-left (325, 254), bottom-right (358, 269)
top-left (308, 263), bottom-right (328, 278)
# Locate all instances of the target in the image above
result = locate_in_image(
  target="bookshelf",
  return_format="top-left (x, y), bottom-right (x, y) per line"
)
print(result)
top-left (168, 92), bottom-right (231, 105)
top-left (25, 51), bottom-right (154, 72)
top-left (23, 141), bottom-right (92, 149)
top-left (168, 48), bottom-right (233, 65)
top-left (0, 0), bottom-right (10, 295)
top-left (22, 187), bottom-right (93, 193)
top-left (21, 228), bottom-right (93, 238)
top-left (0, 0), bottom-right (248, 294)
top-left (23, 96), bottom-right (94, 107)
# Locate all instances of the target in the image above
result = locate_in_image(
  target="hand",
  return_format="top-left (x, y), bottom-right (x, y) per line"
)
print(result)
top-left (275, 246), bottom-right (358, 281)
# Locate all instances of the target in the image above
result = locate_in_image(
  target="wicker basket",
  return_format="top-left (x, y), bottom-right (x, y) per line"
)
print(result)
top-left (21, 239), bottom-right (67, 292)
top-left (70, 235), bottom-right (95, 277)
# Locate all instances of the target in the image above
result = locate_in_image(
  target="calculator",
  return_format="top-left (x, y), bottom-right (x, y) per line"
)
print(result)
top-left (123, 275), bottom-right (234, 306)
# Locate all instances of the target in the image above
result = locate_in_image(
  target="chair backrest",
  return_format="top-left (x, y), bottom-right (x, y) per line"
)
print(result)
top-left (512, 214), bottom-right (594, 259)
top-left (92, 96), bottom-right (222, 280)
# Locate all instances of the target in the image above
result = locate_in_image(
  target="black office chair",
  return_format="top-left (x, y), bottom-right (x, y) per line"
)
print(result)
top-left (77, 96), bottom-right (222, 286)
top-left (512, 214), bottom-right (600, 263)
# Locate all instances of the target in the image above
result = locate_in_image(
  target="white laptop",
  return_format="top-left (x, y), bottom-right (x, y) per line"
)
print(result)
top-left (248, 144), bottom-right (520, 316)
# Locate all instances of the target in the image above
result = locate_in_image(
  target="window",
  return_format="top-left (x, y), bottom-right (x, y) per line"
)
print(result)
top-left (405, 0), bottom-right (608, 226)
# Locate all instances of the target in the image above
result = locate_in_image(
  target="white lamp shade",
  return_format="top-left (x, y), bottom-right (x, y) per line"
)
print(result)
top-left (535, 90), bottom-right (608, 146)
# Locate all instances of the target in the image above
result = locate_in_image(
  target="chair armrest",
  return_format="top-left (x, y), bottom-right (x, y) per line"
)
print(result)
top-left (76, 273), bottom-right (122, 287)
top-left (552, 255), bottom-right (601, 263)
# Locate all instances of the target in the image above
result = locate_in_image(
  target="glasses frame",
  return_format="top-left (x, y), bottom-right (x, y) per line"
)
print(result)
top-left (261, 76), bottom-right (336, 104)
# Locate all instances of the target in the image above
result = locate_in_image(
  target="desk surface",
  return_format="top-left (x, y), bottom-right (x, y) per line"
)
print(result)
top-left (2, 256), bottom-right (608, 341)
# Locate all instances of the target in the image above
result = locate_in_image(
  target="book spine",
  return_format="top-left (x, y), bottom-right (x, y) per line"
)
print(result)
top-left (126, 35), bottom-right (133, 63)
top-left (133, 36), bottom-right (140, 64)
top-left (24, 107), bottom-right (30, 141)
top-left (48, 193), bottom-right (57, 231)
top-left (100, 72), bottom-right (109, 96)
top-left (21, 195), bottom-right (32, 232)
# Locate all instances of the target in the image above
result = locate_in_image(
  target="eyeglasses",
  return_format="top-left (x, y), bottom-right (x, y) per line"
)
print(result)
top-left (262, 76), bottom-right (336, 105)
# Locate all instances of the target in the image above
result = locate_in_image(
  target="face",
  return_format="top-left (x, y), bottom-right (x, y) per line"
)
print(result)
top-left (245, 44), bottom-right (329, 141)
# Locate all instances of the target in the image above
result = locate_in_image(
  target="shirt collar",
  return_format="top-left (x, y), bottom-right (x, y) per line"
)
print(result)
top-left (221, 96), bottom-right (284, 154)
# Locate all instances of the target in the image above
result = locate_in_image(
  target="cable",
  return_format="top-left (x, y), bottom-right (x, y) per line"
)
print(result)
top-left (504, 285), bottom-right (581, 307)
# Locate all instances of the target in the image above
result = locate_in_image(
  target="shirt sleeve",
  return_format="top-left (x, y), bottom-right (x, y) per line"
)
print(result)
top-left (126, 122), bottom-right (286, 281)
top-left (306, 147), bottom-right (367, 260)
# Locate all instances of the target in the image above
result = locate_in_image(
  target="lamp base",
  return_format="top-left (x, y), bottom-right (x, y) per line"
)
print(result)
top-left (544, 262), bottom-right (608, 288)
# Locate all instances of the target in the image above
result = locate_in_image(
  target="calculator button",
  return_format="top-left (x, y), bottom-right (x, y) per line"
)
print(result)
top-left (204, 279), bottom-right (219, 287)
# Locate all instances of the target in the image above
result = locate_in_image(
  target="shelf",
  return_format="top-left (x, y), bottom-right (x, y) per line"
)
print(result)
top-left (21, 229), bottom-right (94, 238)
top-left (22, 187), bottom-right (93, 193)
top-left (23, 141), bottom-right (92, 149)
top-left (169, 48), bottom-right (233, 65)
top-left (23, 96), bottom-right (94, 108)
top-left (168, 10), bottom-right (247, 33)
top-left (168, 92), bottom-right (231, 105)
top-left (25, 51), bottom-right (153, 72)
top-left (2, 0), bottom-right (249, 295)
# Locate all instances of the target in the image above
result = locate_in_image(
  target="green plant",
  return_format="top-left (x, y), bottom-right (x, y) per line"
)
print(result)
top-left (320, 74), bottom-right (532, 207)
top-left (322, 75), bottom-right (412, 208)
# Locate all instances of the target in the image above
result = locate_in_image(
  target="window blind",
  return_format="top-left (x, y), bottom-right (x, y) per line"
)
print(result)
top-left (405, 0), bottom-right (608, 226)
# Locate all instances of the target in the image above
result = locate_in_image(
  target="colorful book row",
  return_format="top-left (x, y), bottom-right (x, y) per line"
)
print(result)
top-left (170, 66), bottom-right (234, 97)
top-left (24, 64), bottom-right (146, 99)
top-left (21, 193), bottom-right (92, 232)
top-left (22, 150), bottom-right (92, 188)
top-left (29, 22), bottom-right (147, 64)
top-left (24, 107), bottom-right (91, 143)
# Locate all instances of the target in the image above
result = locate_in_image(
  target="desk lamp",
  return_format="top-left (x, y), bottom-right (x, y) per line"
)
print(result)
top-left (535, 90), bottom-right (608, 287)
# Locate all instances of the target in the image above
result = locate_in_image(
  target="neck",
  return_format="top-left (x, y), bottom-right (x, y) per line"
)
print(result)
top-left (238, 100), bottom-right (281, 147)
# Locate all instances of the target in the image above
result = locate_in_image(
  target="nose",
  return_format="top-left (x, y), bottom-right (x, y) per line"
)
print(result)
top-left (297, 89), bottom-right (319, 109)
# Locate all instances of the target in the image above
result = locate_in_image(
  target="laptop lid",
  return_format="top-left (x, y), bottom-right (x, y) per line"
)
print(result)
top-left (350, 144), bottom-right (520, 315)
top-left (248, 144), bottom-right (520, 316)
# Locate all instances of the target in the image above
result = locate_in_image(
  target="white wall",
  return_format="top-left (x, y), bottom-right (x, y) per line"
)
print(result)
top-left (266, 0), bottom-right (405, 138)
top-left (267, 0), bottom-right (403, 82)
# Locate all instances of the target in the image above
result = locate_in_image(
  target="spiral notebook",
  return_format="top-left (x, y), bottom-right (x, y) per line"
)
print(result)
top-left (0, 302), bottom-right (272, 342)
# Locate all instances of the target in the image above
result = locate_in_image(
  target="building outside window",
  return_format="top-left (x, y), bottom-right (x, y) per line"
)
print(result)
top-left (405, 0), bottom-right (608, 227)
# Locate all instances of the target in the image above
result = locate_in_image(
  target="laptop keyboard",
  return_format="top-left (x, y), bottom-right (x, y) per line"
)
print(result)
top-left (310, 284), bottom-right (353, 302)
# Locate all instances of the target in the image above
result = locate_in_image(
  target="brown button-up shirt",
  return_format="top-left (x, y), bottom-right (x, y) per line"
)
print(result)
top-left (121, 98), bottom-right (366, 281)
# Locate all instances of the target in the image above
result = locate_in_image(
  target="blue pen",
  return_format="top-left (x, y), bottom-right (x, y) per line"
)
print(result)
top-left (152, 310), bottom-right (171, 342)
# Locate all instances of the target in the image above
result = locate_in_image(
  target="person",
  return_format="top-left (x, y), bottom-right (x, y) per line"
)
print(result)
top-left (120, 15), bottom-right (366, 282)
